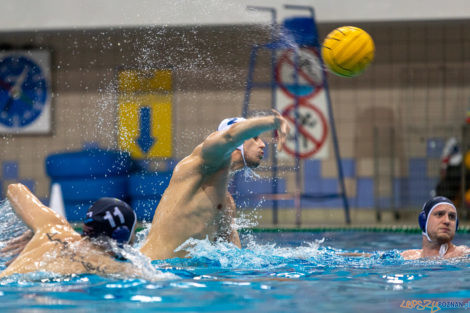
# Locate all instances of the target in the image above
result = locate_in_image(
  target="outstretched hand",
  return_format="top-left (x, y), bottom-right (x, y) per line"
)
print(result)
top-left (272, 109), bottom-right (290, 151)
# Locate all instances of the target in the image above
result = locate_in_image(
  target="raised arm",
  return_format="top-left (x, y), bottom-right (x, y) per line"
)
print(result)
top-left (201, 110), bottom-right (289, 166)
top-left (6, 183), bottom-right (68, 233)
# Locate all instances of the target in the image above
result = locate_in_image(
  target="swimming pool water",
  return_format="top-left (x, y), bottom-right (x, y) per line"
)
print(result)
top-left (1, 231), bottom-right (470, 313)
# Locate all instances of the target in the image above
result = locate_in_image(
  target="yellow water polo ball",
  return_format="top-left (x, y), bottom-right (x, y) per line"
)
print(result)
top-left (321, 26), bottom-right (375, 78)
top-left (465, 151), bottom-right (470, 169)
top-left (465, 189), bottom-right (470, 205)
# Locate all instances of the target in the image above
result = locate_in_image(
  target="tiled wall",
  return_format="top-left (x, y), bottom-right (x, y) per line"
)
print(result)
top-left (0, 20), bottom-right (469, 213)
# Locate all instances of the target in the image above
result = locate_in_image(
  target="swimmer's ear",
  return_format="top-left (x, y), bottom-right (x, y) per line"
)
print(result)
top-left (7, 184), bottom-right (68, 233)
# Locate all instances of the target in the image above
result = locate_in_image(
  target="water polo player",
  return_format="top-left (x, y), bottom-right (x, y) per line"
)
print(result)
top-left (2, 110), bottom-right (289, 268)
top-left (0, 184), bottom-right (140, 278)
top-left (401, 196), bottom-right (470, 260)
top-left (140, 110), bottom-right (289, 260)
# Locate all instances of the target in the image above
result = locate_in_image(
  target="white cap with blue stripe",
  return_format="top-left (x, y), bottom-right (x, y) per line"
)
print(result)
top-left (217, 117), bottom-right (259, 180)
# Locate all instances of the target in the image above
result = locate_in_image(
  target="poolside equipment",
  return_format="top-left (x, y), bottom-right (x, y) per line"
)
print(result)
top-left (45, 148), bottom-right (133, 221)
top-left (127, 171), bottom-right (172, 221)
top-left (49, 182), bottom-right (65, 217)
top-left (241, 5), bottom-right (350, 225)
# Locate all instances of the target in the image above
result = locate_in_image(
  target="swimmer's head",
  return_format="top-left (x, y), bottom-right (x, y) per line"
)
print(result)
top-left (83, 197), bottom-right (137, 245)
top-left (217, 117), bottom-right (264, 178)
top-left (419, 196), bottom-right (458, 243)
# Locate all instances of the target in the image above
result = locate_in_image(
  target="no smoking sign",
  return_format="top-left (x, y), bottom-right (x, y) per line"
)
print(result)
top-left (280, 99), bottom-right (328, 159)
top-left (275, 47), bottom-right (330, 160)
top-left (275, 47), bottom-right (324, 99)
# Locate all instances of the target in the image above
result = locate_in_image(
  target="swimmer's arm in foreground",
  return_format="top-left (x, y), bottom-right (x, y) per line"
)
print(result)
top-left (0, 184), bottom-right (71, 277)
top-left (0, 184), bottom-right (142, 279)
top-left (7, 183), bottom-right (69, 232)
top-left (0, 183), bottom-right (66, 262)
top-left (0, 183), bottom-right (70, 264)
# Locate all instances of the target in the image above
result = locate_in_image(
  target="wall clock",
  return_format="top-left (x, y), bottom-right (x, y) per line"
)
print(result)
top-left (0, 51), bottom-right (51, 134)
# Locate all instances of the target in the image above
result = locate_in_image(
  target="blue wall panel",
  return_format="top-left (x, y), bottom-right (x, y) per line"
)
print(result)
top-left (355, 177), bottom-right (374, 208)
top-left (19, 179), bottom-right (35, 194)
top-left (2, 161), bottom-right (18, 180)
top-left (340, 158), bottom-right (356, 178)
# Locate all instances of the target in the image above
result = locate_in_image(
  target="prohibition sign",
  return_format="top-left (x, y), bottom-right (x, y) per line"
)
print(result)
top-left (276, 47), bottom-right (324, 99)
top-left (281, 99), bottom-right (328, 158)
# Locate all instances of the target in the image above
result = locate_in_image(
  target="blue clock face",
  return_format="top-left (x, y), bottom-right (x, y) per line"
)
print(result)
top-left (0, 55), bottom-right (48, 128)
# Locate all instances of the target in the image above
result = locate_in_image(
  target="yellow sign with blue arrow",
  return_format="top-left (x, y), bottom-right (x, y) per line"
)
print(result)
top-left (118, 94), bottom-right (172, 158)
top-left (117, 69), bottom-right (173, 159)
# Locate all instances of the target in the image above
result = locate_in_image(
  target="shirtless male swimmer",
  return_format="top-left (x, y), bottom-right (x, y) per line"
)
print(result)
top-left (140, 110), bottom-right (289, 259)
top-left (1, 110), bottom-right (289, 276)
top-left (401, 196), bottom-right (470, 260)
top-left (0, 184), bottom-right (140, 278)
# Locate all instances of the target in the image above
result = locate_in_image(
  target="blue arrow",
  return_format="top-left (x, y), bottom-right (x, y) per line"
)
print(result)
top-left (136, 107), bottom-right (156, 154)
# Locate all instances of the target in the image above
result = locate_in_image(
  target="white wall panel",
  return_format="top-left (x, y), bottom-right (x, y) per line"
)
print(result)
top-left (0, 0), bottom-right (469, 32)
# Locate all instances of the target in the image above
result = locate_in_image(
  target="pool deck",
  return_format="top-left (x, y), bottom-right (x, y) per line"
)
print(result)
top-left (77, 208), bottom-right (470, 234)
top-left (249, 208), bottom-right (470, 232)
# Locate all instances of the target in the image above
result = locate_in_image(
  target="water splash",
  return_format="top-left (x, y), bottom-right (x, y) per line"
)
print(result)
top-left (233, 212), bottom-right (259, 230)
top-left (108, 240), bottom-right (178, 281)
top-left (133, 221), bottom-right (152, 249)
top-left (83, 3), bottom-right (282, 150)
top-left (0, 199), bottom-right (28, 243)
top-left (170, 235), bottom-right (401, 271)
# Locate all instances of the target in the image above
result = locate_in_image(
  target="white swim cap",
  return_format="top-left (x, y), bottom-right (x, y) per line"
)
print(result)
top-left (217, 117), bottom-right (246, 152)
top-left (217, 117), bottom-right (259, 180)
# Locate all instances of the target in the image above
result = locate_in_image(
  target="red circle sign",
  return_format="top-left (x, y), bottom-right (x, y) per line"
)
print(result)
top-left (275, 48), bottom-right (324, 100)
top-left (281, 100), bottom-right (328, 158)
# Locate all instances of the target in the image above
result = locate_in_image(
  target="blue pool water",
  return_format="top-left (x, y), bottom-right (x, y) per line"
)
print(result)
top-left (1, 229), bottom-right (470, 313)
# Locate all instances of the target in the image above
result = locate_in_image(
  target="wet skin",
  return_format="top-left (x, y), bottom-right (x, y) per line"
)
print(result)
top-left (0, 184), bottom-right (141, 278)
top-left (401, 204), bottom-right (470, 260)
top-left (140, 113), bottom-right (288, 260)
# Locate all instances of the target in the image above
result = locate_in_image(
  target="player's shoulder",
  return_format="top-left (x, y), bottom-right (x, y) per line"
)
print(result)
top-left (401, 249), bottom-right (421, 260)
top-left (35, 223), bottom-right (80, 240)
top-left (169, 149), bottom-right (206, 182)
top-left (175, 146), bottom-right (204, 170)
top-left (454, 245), bottom-right (470, 254)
